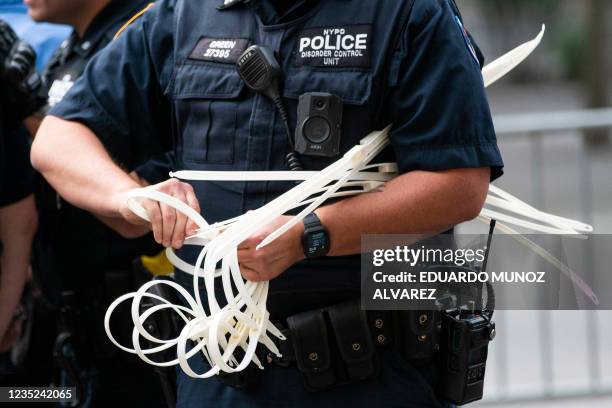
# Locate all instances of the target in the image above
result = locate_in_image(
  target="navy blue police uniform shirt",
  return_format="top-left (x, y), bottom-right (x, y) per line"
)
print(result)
top-left (49, 0), bottom-right (503, 318)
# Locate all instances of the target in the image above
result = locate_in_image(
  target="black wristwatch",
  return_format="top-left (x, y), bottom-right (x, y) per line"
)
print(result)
top-left (301, 212), bottom-right (330, 259)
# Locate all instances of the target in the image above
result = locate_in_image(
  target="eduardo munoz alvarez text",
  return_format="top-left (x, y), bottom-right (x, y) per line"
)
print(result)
top-left (369, 246), bottom-right (547, 301)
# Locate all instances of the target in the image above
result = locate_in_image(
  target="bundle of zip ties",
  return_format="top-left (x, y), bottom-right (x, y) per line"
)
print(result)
top-left (104, 26), bottom-right (594, 377)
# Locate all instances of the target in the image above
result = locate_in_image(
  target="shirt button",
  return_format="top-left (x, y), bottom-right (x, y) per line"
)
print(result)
top-left (81, 41), bottom-right (91, 51)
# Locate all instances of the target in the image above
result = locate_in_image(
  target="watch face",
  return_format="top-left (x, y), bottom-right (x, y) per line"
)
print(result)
top-left (305, 230), bottom-right (329, 258)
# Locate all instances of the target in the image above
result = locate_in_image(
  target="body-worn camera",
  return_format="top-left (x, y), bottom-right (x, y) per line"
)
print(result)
top-left (437, 310), bottom-right (496, 405)
top-left (295, 92), bottom-right (342, 157)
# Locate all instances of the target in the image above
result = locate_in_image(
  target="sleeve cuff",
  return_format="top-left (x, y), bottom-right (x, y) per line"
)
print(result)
top-left (395, 143), bottom-right (504, 182)
top-left (49, 92), bottom-right (128, 162)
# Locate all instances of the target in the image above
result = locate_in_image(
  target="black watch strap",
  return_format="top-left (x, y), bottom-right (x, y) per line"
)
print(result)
top-left (303, 212), bottom-right (322, 229)
top-left (302, 212), bottom-right (330, 259)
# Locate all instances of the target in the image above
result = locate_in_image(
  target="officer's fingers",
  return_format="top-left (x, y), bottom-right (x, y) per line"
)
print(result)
top-left (237, 239), bottom-right (252, 250)
top-left (10, 51), bottom-right (31, 71)
top-left (18, 42), bottom-right (35, 60)
top-left (155, 178), bottom-right (179, 196)
top-left (185, 220), bottom-right (199, 238)
top-left (0, 36), bottom-right (9, 55)
top-left (159, 203), bottom-right (176, 247)
top-left (240, 265), bottom-right (262, 282)
top-left (182, 182), bottom-right (200, 212)
top-left (171, 191), bottom-right (188, 249)
top-left (238, 232), bottom-right (266, 250)
top-left (183, 184), bottom-right (201, 236)
top-left (237, 247), bottom-right (255, 263)
top-left (0, 23), bottom-right (17, 44)
top-left (141, 200), bottom-right (163, 244)
top-left (240, 249), bottom-right (268, 272)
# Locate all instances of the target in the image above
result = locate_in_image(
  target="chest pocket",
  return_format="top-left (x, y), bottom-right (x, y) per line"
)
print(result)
top-left (284, 69), bottom-right (371, 105)
top-left (282, 68), bottom-right (375, 168)
top-left (171, 62), bottom-right (245, 165)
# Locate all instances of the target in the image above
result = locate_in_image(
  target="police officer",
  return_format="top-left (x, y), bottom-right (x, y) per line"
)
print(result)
top-left (32, 0), bottom-right (504, 406)
top-left (24, 0), bottom-right (172, 183)
top-left (21, 0), bottom-right (170, 405)
top-left (0, 19), bottom-right (39, 355)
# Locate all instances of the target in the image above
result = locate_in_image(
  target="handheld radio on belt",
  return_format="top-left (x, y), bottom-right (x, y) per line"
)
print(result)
top-left (434, 220), bottom-right (497, 405)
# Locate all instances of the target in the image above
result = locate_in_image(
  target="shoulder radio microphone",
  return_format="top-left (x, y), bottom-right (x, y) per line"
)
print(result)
top-left (236, 45), bottom-right (281, 101)
top-left (236, 45), bottom-right (303, 171)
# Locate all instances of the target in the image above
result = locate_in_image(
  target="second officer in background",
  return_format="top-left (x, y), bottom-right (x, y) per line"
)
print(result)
top-left (23, 0), bottom-right (170, 405)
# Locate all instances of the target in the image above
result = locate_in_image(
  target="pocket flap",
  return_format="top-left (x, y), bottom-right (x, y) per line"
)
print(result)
top-left (283, 69), bottom-right (371, 106)
top-left (171, 62), bottom-right (244, 99)
top-left (287, 310), bottom-right (332, 374)
top-left (327, 300), bottom-right (375, 365)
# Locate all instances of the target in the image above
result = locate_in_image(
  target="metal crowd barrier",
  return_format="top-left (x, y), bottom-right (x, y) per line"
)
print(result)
top-left (478, 107), bottom-right (612, 405)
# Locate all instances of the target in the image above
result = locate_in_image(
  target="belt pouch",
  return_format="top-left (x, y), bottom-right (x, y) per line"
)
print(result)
top-left (287, 309), bottom-right (335, 391)
top-left (395, 310), bottom-right (439, 361)
top-left (327, 301), bottom-right (377, 381)
top-left (367, 310), bottom-right (393, 347)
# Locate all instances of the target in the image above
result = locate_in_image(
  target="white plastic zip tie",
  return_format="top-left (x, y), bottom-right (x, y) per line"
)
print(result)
top-left (477, 215), bottom-right (599, 306)
top-left (486, 184), bottom-right (592, 234)
top-left (171, 169), bottom-right (396, 182)
top-left (105, 128), bottom-right (390, 377)
top-left (482, 25), bottom-right (545, 88)
top-left (125, 188), bottom-right (209, 230)
top-left (105, 25), bottom-right (595, 377)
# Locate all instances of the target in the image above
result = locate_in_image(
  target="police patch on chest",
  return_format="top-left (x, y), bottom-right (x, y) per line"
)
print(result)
top-left (189, 37), bottom-right (249, 64)
top-left (48, 74), bottom-right (74, 107)
top-left (295, 25), bottom-right (372, 68)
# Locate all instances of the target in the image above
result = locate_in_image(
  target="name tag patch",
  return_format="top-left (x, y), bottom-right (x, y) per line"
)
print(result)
top-left (48, 74), bottom-right (74, 107)
top-left (189, 37), bottom-right (249, 64)
top-left (295, 24), bottom-right (372, 68)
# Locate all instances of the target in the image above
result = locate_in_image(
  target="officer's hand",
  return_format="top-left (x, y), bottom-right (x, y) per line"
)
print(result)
top-left (0, 19), bottom-right (18, 62)
top-left (0, 19), bottom-right (35, 84)
top-left (237, 215), bottom-right (305, 282)
top-left (119, 179), bottom-right (201, 249)
top-left (4, 40), bottom-right (36, 84)
top-left (0, 20), bottom-right (44, 122)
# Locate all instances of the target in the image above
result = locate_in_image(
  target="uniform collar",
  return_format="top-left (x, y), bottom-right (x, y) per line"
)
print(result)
top-left (72, 0), bottom-right (148, 57)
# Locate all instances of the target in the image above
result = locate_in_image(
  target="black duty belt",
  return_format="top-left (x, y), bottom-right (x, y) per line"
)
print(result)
top-left (263, 309), bottom-right (396, 368)
top-left (217, 300), bottom-right (442, 392)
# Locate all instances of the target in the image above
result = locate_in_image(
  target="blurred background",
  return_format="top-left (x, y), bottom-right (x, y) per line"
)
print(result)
top-left (459, 0), bottom-right (612, 406)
